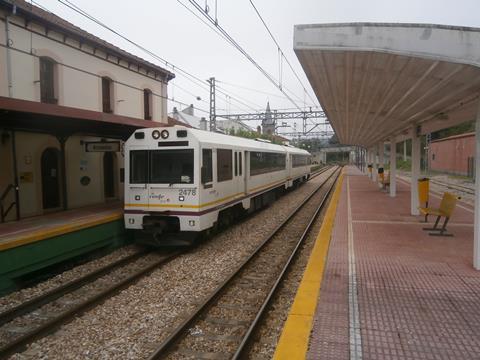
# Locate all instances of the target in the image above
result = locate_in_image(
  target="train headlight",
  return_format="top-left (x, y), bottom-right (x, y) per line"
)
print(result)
top-left (152, 130), bottom-right (161, 139)
top-left (160, 130), bottom-right (169, 139)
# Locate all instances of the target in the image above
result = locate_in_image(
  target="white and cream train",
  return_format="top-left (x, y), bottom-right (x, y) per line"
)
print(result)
top-left (124, 126), bottom-right (311, 245)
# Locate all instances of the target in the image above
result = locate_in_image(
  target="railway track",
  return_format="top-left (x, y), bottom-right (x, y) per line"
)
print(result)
top-left (148, 166), bottom-right (341, 359)
top-left (0, 249), bottom-right (180, 358)
top-left (429, 178), bottom-right (474, 195)
top-left (0, 165), bottom-right (331, 358)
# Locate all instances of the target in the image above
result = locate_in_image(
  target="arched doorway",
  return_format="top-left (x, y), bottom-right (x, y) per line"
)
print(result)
top-left (103, 152), bottom-right (116, 199)
top-left (41, 148), bottom-right (61, 209)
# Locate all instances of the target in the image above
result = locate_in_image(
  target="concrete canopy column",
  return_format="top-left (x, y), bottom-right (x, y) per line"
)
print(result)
top-left (474, 100), bottom-right (480, 269)
top-left (367, 149), bottom-right (371, 177)
top-left (379, 143), bottom-right (384, 187)
top-left (390, 137), bottom-right (397, 197)
top-left (379, 142), bottom-right (384, 169)
top-left (411, 126), bottom-right (421, 215)
top-left (372, 147), bottom-right (378, 182)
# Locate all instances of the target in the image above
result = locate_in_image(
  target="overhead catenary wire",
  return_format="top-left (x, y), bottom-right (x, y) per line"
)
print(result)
top-left (216, 79), bottom-right (289, 100)
top-left (248, 0), bottom-right (319, 107)
top-left (216, 85), bottom-right (263, 111)
top-left (182, 0), bottom-right (305, 111)
top-left (53, 0), bottom-right (259, 114)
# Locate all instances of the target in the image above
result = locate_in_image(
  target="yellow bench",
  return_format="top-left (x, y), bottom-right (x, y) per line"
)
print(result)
top-left (419, 192), bottom-right (459, 237)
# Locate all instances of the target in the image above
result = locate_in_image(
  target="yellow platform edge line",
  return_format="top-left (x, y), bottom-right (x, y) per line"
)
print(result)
top-left (273, 172), bottom-right (344, 360)
top-left (0, 212), bottom-right (124, 251)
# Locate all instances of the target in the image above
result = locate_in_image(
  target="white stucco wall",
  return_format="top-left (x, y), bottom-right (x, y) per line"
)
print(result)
top-left (10, 132), bottom-right (124, 218)
top-left (66, 135), bottom-right (124, 208)
top-left (0, 11), bottom-right (169, 122)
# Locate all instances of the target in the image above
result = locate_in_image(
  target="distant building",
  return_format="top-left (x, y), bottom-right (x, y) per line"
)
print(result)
top-left (169, 104), bottom-right (251, 133)
top-left (0, 0), bottom-right (174, 221)
top-left (429, 132), bottom-right (475, 177)
top-left (261, 102), bottom-right (275, 135)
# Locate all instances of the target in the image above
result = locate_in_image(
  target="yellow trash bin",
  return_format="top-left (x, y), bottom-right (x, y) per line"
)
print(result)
top-left (418, 178), bottom-right (429, 206)
top-left (378, 167), bottom-right (384, 183)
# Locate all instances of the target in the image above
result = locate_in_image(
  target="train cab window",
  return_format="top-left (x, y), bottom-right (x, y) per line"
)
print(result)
top-left (234, 152), bottom-right (238, 177)
top-left (239, 152), bottom-right (242, 176)
top-left (202, 149), bottom-right (213, 184)
top-left (150, 149), bottom-right (194, 184)
top-left (217, 149), bottom-right (233, 182)
top-left (130, 150), bottom-right (148, 184)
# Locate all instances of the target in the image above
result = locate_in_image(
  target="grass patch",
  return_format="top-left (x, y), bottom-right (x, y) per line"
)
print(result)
top-left (396, 159), bottom-right (412, 171)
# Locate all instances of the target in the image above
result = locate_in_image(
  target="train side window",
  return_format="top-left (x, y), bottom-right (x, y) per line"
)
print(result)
top-left (234, 152), bottom-right (238, 177)
top-left (239, 152), bottom-right (242, 175)
top-left (130, 150), bottom-right (148, 183)
top-left (202, 149), bottom-right (213, 184)
top-left (217, 149), bottom-right (233, 182)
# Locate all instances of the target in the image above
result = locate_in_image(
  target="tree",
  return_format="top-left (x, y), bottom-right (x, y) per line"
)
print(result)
top-left (328, 133), bottom-right (339, 145)
top-left (431, 121), bottom-right (474, 140)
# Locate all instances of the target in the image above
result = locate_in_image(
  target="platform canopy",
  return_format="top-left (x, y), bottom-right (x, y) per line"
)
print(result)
top-left (294, 23), bottom-right (480, 147)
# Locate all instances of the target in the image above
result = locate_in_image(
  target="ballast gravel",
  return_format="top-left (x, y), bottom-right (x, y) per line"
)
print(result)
top-left (8, 169), bottom-right (336, 359)
top-left (0, 245), bottom-right (140, 312)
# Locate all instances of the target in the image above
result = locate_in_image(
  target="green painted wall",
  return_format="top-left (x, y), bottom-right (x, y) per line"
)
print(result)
top-left (0, 220), bottom-right (132, 294)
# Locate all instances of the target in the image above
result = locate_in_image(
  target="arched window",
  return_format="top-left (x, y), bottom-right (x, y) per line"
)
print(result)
top-left (144, 89), bottom-right (152, 120)
top-left (102, 77), bottom-right (113, 113)
top-left (40, 57), bottom-right (57, 104)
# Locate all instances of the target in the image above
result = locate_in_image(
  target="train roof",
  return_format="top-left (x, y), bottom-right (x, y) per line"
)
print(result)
top-left (130, 126), bottom-right (311, 155)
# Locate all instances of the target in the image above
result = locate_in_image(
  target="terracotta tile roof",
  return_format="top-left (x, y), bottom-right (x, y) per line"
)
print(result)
top-left (2, 0), bottom-right (174, 80)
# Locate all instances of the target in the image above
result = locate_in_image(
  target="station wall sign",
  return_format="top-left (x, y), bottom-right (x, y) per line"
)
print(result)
top-left (85, 141), bottom-right (121, 152)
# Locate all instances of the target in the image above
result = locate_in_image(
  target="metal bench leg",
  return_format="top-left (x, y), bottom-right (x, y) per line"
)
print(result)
top-left (430, 217), bottom-right (453, 237)
top-left (423, 216), bottom-right (440, 231)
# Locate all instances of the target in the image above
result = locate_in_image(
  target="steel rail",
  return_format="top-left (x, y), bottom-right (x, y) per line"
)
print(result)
top-left (1, 165), bottom-right (330, 359)
top-left (233, 168), bottom-right (340, 359)
top-left (148, 166), bottom-right (341, 359)
top-left (0, 249), bottom-right (148, 327)
top-left (0, 251), bottom-right (181, 359)
top-left (0, 166), bottom-right (326, 328)
top-left (429, 179), bottom-right (474, 195)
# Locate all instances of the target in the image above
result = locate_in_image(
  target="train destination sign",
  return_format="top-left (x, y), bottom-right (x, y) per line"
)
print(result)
top-left (85, 141), bottom-right (121, 152)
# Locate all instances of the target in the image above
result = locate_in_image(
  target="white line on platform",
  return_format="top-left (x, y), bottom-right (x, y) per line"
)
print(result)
top-left (347, 177), bottom-right (363, 360)
top-left (352, 220), bottom-right (473, 227)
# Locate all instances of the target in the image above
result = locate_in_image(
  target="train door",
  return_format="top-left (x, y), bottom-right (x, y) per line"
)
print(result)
top-left (244, 151), bottom-right (249, 194)
top-left (233, 150), bottom-right (244, 195)
top-left (240, 151), bottom-right (246, 194)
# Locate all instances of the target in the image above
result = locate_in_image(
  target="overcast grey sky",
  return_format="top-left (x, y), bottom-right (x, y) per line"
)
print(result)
top-left (36, 0), bottom-right (480, 135)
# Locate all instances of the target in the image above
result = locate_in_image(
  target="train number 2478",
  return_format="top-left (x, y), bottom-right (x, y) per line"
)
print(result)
top-left (179, 189), bottom-right (196, 196)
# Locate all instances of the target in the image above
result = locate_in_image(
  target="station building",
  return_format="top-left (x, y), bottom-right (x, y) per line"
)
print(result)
top-left (0, 0), bottom-right (174, 222)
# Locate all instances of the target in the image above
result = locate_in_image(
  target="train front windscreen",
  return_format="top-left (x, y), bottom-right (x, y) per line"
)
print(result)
top-left (130, 149), bottom-right (194, 184)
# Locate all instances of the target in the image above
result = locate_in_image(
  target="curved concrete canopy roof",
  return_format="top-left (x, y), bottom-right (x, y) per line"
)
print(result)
top-left (294, 23), bottom-right (480, 147)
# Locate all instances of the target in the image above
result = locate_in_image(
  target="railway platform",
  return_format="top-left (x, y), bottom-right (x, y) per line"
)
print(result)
top-left (0, 203), bottom-right (128, 294)
top-left (275, 166), bottom-right (476, 359)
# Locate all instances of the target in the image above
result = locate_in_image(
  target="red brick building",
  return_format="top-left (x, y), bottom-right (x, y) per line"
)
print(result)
top-left (429, 132), bottom-right (475, 176)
